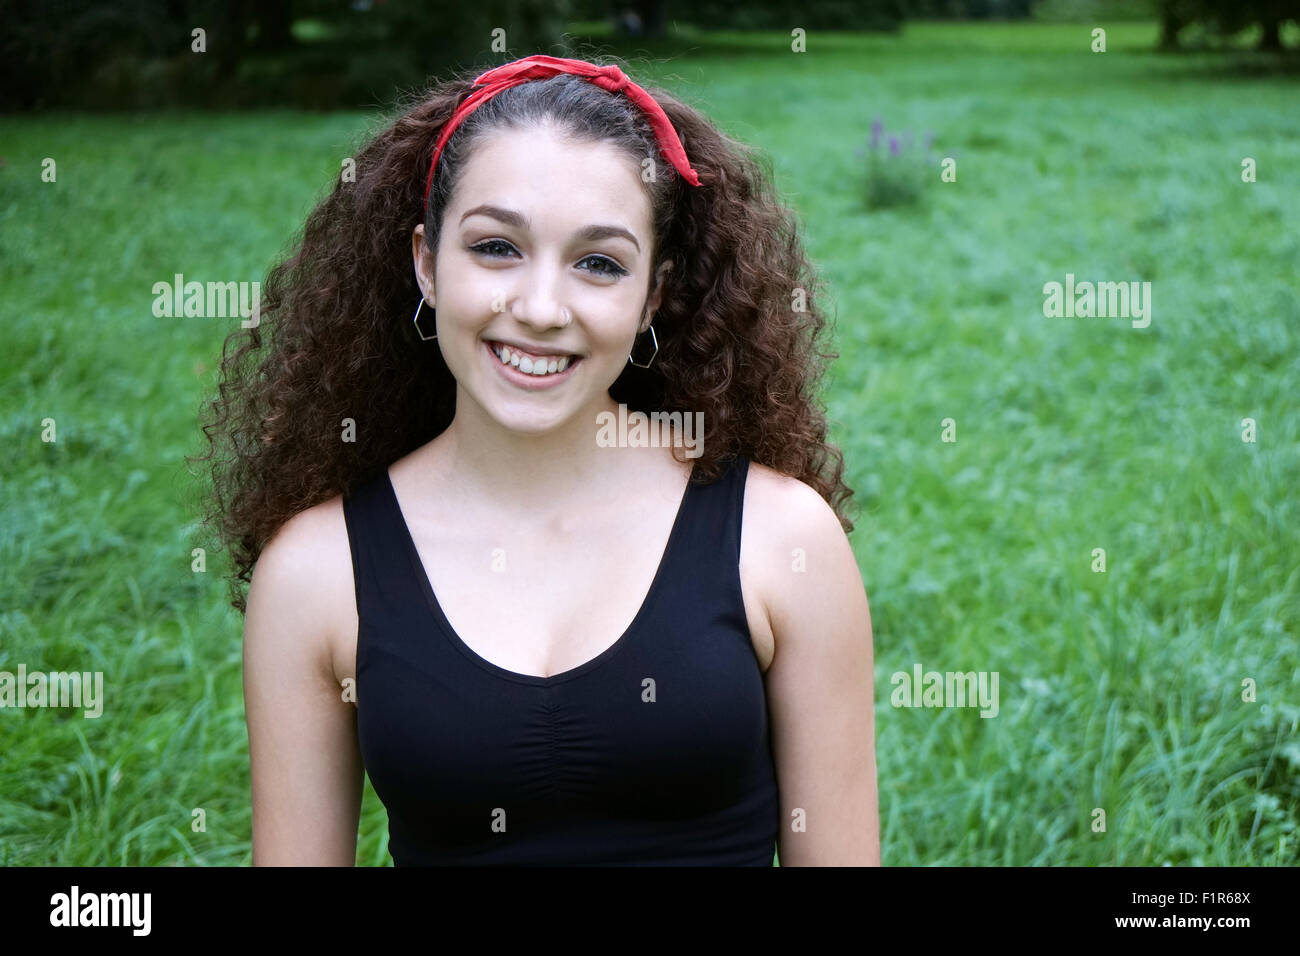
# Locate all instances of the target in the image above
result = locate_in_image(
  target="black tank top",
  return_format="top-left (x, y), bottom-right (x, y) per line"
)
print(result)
top-left (342, 453), bottom-right (780, 866)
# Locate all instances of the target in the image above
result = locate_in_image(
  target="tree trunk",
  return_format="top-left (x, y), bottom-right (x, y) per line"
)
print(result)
top-left (256, 0), bottom-right (295, 51)
top-left (1158, 9), bottom-right (1184, 51)
top-left (636, 0), bottom-right (666, 39)
top-left (215, 0), bottom-right (251, 81)
top-left (1258, 17), bottom-right (1283, 52)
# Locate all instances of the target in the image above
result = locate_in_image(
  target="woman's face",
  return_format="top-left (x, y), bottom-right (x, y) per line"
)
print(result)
top-left (412, 124), bottom-right (670, 436)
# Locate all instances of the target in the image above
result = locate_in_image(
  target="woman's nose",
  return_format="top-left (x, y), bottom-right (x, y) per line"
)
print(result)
top-left (510, 273), bottom-right (571, 329)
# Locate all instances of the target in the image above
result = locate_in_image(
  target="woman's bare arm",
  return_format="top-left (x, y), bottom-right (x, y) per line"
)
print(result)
top-left (243, 499), bottom-right (364, 865)
top-left (745, 465), bottom-right (880, 866)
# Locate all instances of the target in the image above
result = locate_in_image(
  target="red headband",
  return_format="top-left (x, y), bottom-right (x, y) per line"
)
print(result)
top-left (423, 54), bottom-right (703, 205)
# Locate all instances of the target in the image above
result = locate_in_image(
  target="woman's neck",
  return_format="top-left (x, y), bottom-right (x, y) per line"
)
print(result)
top-left (429, 390), bottom-right (638, 517)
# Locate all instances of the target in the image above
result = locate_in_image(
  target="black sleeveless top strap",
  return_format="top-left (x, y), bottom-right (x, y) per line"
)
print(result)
top-left (342, 453), bottom-right (780, 866)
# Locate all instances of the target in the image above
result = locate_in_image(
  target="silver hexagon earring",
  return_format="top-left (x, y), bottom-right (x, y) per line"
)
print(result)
top-left (628, 323), bottom-right (658, 368)
top-left (412, 297), bottom-right (437, 341)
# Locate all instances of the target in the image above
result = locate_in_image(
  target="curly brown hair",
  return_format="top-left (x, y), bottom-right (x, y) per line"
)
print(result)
top-left (193, 55), bottom-right (855, 614)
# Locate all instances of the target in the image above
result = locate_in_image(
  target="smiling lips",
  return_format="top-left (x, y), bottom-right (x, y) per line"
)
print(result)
top-left (488, 340), bottom-right (579, 377)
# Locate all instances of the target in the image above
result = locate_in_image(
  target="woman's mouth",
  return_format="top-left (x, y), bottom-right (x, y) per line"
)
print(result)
top-left (484, 340), bottom-right (582, 388)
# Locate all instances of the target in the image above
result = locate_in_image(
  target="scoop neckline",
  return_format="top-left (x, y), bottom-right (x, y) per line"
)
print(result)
top-left (382, 464), bottom-right (697, 687)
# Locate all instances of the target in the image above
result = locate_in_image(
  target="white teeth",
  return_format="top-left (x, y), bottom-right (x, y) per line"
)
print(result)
top-left (491, 344), bottom-right (574, 377)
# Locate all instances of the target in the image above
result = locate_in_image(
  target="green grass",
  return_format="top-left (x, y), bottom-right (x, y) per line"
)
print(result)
top-left (1, 20), bottom-right (1297, 866)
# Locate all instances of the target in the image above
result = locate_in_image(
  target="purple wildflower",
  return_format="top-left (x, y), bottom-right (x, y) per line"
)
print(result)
top-left (871, 117), bottom-right (882, 150)
top-left (888, 136), bottom-right (900, 156)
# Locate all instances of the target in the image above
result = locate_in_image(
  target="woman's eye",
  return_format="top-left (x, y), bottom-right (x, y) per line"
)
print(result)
top-left (470, 239), bottom-right (516, 258)
top-left (579, 255), bottom-right (629, 278)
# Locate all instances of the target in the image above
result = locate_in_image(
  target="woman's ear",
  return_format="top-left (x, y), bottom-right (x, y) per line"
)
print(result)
top-left (641, 260), bottom-right (673, 333)
top-left (412, 224), bottom-right (436, 305)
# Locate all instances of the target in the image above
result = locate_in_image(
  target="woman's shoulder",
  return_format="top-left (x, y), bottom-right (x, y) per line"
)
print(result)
top-left (740, 459), bottom-right (852, 585)
top-left (245, 492), bottom-right (356, 674)
top-left (740, 460), bottom-right (864, 672)
top-left (255, 492), bottom-right (353, 578)
top-left (743, 460), bottom-right (844, 539)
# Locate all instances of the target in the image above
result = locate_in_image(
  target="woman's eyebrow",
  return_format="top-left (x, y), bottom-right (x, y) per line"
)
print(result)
top-left (460, 204), bottom-right (640, 252)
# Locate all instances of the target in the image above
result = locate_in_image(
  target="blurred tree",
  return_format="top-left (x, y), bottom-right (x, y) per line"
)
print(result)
top-left (1157, 0), bottom-right (1198, 49)
top-left (1157, 0), bottom-right (1299, 51)
top-left (0, 0), bottom-right (575, 110)
top-left (1, 0), bottom-right (194, 109)
top-left (683, 0), bottom-right (909, 31)
top-left (256, 0), bottom-right (296, 50)
top-left (610, 0), bottom-right (668, 38)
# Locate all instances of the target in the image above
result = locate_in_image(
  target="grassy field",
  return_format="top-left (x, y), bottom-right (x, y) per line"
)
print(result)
top-left (1, 20), bottom-right (1297, 866)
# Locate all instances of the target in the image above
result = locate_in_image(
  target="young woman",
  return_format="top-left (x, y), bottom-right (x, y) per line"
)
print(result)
top-left (199, 54), bottom-right (878, 866)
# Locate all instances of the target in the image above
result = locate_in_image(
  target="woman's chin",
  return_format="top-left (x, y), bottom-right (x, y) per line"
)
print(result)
top-left (483, 399), bottom-right (583, 438)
